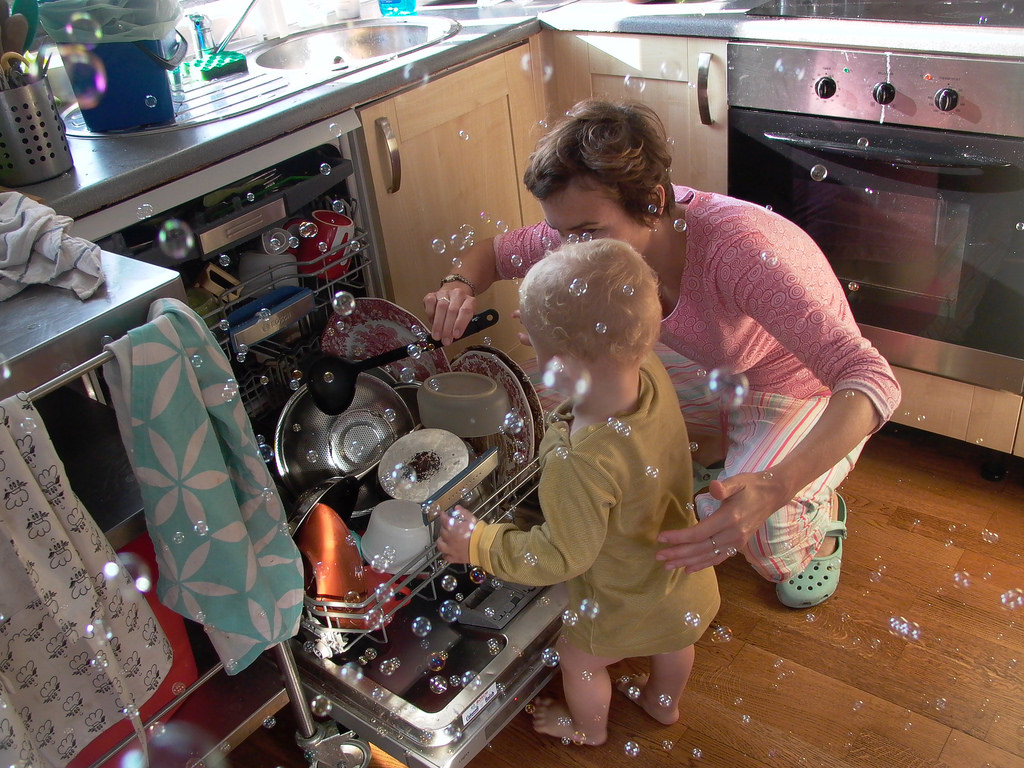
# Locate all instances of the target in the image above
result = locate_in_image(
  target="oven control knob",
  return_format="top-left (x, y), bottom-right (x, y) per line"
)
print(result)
top-left (872, 82), bottom-right (896, 105)
top-left (934, 87), bottom-right (959, 112)
top-left (815, 76), bottom-right (837, 99)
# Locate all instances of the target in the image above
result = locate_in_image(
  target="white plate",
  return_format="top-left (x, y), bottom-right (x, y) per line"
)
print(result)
top-left (320, 297), bottom-right (450, 384)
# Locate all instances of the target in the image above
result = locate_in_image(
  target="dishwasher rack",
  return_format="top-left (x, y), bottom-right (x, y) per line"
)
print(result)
top-left (298, 454), bottom-right (543, 657)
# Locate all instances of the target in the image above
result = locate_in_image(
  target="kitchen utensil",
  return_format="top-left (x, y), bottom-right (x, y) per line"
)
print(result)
top-left (295, 502), bottom-right (367, 601)
top-left (307, 308), bottom-right (499, 415)
top-left (10, 0), bottom-right (38, 51)
top-left (237, 249), bottom-right (300, 293)
top-left (359, 498), bottom-right (433, 573)
top-left (0, 76), bottom-right (73, 186)
top-left (377, 428), bottom-right (470, 503)
top-left (417, 371), bottom-right (510, 437)
top-left (202, 169), bottom-right (279, 208)
top-left (289, 464), bottom-right (379, 536)
top-left (274, 376), bottom-right (414, 495)
top-left (321, 297), bottom-right (452, 385)
top-left (1, 14), bottom-right (28, 57)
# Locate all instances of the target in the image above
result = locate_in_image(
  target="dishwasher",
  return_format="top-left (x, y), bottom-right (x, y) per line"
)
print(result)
top-left (62, 110), bottom-right (566, 768)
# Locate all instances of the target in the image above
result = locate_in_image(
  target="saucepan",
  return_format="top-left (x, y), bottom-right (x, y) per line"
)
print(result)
top-left (306, 308), bottom-right (499, 415)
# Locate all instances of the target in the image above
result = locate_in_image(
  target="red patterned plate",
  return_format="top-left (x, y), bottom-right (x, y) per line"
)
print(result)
top-left (321, 298), bottom-right (450, 383)
top-left (452, 349), bottom-right (535, 483)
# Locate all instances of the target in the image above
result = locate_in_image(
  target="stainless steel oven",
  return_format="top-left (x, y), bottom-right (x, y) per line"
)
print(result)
top-left (727, 42), bottom-right (1024, 394)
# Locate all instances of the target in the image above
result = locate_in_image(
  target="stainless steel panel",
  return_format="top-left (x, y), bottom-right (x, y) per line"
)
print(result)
top-left (861, 324), bottom-right (1024, 394)
top-left (0, 251), bottom-right (184, 400)
top-left (728, 42), bottom-right (1024, 137)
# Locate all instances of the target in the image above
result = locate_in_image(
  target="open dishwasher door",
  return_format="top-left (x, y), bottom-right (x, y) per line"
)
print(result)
top-left (292, 457), bottom-right (567, 768)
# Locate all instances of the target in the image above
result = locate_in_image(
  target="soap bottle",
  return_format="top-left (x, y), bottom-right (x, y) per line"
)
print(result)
top-left (378, 0), bottom-right (416, 16)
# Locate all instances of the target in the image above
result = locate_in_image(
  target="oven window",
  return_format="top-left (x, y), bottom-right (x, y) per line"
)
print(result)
top-left (729, 111), bottom-right (1024, 358)
top-left (793, 179), bottom-right (969, 336)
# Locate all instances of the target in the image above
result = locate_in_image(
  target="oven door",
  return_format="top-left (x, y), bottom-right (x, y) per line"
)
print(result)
top-left (729, 109), bottom-right (1024, 391)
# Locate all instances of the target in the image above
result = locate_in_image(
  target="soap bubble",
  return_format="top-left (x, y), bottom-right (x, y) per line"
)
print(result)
top-left (673, 218), bottom-right (687, 232)
top-left (645, 465), bottom-right (659, 478)
top-left (810, 164), bottom-right (829, 181)
top-left (501, 411), bottom-right (524, 435)
top-left (541, 648), bottom-right (560, 667)
top-left (562, 610), bottom-right (579, 626)
top-left (568, 278), bottom-right (588, 297)
top-left (332, 291), bottom-right (356, 316)
top-left (684, 611), bottom-right (701, 628)
top-left (542, 356), bottom-right (592, 401)
top-left (888, 615), bottom-right (922, 641)
top-left (1001, 588), bottom-right (1024, 609)
top-left (429, 676), bottom-right (448, 694)
top-left (624, 740), bottom-right (640, 757)
top-left (411, 617), bottom-right (432, 637)
top-left (659, 60), bottom-right (685, 80)
top-left (221, 378), bottom-right (239, 402)
top-left (310, 695), bottom-right (331, 717)
top-left (469, 567), bottom-right (487, 584)
top-left (707, 368), bottom-right (749, 410)
top-left (710, 623), bottom-right (734, 643)
top-left (594, 322), bottom-right (607, 334)
top-left (157, 219), bottom-right (194, 260)
top-left (623, 75), bottom-right (646, 94)
top-left (319, 162), bottom-right (332, 176)
top-left (440, 574), bottom-right (458, 591)
top-left (439, 600), bottom-right (461, 622)
top-left (63, 45), bottom-right (107, 109)
top-left (857, 137), bottom-right (870, 149)
top-left (65, 11), bottom-right (103, 42)
top-left (578, 598), bottom-right (599, 619)
top-left (379, 657), bottom-right (401, 676)
top-left (981, 529), bottom-right (999, 544)
top-left (298, 221), bottom-right (317, 238)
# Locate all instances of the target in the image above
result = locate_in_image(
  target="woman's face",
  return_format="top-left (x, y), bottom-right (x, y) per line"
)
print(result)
top-left (540, 179), bottom-right (656, 256)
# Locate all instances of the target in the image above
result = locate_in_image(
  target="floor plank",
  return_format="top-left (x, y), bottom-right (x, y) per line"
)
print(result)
top-left (229, 425), bottom-right (1024, 767)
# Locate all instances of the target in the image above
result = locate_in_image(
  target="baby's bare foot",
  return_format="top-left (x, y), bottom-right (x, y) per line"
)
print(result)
top-left (616, 674), bottom-right (679, 725)
top-left (530, 698), bottom-right (607, 745)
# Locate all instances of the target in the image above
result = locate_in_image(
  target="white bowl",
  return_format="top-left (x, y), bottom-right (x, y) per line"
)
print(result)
top-left (360, 499), bottom-right (432, 573)
top-left (418, 372), bottom-right (511, 437)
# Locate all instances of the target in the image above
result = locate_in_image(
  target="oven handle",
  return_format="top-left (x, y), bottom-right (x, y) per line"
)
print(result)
top-left (762, 131), bottom-right (1012, 171)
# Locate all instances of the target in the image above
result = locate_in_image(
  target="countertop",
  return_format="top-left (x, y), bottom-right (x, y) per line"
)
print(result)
top-left (18, 0), bottom-right (1024, 226)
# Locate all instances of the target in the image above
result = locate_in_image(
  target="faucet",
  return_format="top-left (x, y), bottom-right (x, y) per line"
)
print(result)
top-left (214, 0), bottom-right (262, 55)
top-left (188, 14), bottom-right (216, 56)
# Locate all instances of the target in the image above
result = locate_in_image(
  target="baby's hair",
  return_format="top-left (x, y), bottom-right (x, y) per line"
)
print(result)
top-left (519, 239), bottom-right (661, 367)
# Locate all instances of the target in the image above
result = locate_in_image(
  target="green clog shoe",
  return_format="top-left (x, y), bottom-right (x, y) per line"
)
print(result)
top-left (776, 494), bottom-right (847, 608)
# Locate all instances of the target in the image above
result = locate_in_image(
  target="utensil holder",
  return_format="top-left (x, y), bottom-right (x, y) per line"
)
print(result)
top-left (0, 78), bottom-right (74, 187)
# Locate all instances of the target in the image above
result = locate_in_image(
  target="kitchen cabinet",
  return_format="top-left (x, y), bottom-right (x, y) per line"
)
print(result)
top-left (539, 31), bottom-right (728, 194)
top-left (358, 42), bottom-right (546, 356)
top-left (890, 365), bottom-right (1023, 454)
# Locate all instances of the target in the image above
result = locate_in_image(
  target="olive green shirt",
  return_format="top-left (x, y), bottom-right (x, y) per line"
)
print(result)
top-left (470, 353), bottom-right (720, 656)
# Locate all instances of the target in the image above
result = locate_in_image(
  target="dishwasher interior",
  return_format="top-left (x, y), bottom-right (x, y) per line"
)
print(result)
top-left (73, 112), bottom-right (565, 768)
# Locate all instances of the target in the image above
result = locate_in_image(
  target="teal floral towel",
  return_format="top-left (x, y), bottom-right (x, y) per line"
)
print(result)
top-left (104, 298), bottom-right (303, 675)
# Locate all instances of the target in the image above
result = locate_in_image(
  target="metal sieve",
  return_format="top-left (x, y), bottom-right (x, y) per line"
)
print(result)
top-left (274, 372), bottom-right (414, 495)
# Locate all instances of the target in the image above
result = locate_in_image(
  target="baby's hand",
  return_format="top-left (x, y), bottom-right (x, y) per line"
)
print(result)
top-left (436, 505), bottom-right (479, 564)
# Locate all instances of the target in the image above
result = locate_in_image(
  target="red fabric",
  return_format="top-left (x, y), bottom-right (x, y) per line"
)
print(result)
top-left (67, 533), bottom-right (199, 768)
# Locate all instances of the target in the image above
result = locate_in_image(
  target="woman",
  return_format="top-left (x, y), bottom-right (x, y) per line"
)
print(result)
top-left (424, 99), bottom-right (901, 608)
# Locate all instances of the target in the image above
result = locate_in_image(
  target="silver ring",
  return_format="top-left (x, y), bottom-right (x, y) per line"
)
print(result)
top-left (437, 295), bottom-right (451, 302)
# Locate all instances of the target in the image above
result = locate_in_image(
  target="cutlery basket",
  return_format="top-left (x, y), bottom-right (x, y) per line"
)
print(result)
top-left (0, 78), bottom-right (74, 187)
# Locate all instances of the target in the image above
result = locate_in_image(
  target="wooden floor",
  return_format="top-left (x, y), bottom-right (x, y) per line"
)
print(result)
top-left (231, 425), bottom-right (1024, 768)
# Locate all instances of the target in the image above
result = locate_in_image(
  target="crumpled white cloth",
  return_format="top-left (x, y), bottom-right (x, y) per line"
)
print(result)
top-left (0, 192), bottom-right (105, 301)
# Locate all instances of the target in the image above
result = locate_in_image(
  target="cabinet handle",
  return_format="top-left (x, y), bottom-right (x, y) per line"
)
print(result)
top-left (375, 116), bottom-right (402, 194)
top-left (696, 51), bottom-right (714, 126)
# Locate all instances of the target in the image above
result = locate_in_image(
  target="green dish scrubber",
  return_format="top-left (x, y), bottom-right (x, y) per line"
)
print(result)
top-left (194, 51), bottom-right (249, 81)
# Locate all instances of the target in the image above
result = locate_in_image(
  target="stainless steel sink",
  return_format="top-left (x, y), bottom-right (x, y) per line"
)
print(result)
top-left (62, 17), bottom-right (461, 136)
top-left (253, 17), bottom-right (462, 71)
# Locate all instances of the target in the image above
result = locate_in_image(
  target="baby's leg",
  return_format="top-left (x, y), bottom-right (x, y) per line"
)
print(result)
top-left (617, 645), bottom-right (695, 725)
top-left (532, 637), bottom-right (621, 746)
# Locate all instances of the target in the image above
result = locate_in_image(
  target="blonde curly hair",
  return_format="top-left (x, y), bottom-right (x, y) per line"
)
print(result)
top-left (518, 239), bottom-right (661, 367)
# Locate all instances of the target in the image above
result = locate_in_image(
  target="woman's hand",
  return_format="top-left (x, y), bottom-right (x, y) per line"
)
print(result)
top-left (436, 505), bottom-right (480, 565)
top-left (655, 472), bottom-right (790, 573)
top-left (425, 286), bottom-right (478, 346)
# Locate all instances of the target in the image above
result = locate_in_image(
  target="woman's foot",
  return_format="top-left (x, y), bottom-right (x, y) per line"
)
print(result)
top-left (530, 698), bottom-right (607, 745)
top-left (615, 674), bottom-right (680, 725)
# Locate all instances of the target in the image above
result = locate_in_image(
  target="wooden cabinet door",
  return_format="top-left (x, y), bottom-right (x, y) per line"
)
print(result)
top-left (359, 43), bottom-right (543, 354)
top-left (540, 32), bottom-right (728, 194)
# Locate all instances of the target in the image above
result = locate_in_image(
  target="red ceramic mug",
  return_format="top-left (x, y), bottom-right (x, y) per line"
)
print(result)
top-left (286, 210), bottom-right (356, 280)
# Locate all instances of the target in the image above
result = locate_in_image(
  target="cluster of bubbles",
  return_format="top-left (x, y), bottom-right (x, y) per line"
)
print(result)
top-left (888, 615), bottom-right (923, 641)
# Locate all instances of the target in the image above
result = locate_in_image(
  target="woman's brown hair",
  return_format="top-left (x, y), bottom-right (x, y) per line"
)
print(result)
top-left (523, 99), bottom-right (675, 226)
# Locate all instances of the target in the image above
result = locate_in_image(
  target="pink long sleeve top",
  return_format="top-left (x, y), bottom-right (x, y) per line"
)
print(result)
top-left (494, 186), bottom-right (902, 423)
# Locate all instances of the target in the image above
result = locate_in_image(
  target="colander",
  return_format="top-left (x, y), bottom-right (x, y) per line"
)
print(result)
top-left (274, 372), bottom-right (413, 495)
